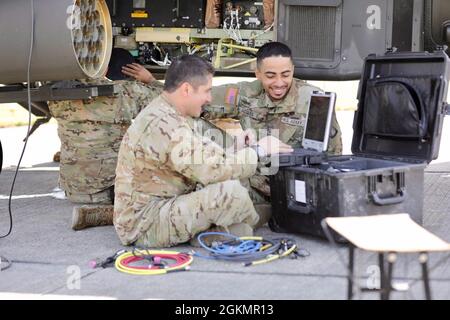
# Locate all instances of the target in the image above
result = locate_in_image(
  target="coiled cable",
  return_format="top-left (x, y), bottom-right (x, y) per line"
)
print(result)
top-left (194, 232), bottom-right (307, 266)
top-left (114, 248), bottom-right (193, 275)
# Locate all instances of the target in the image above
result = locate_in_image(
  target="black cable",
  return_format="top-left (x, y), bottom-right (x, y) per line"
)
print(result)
top-left (194, 234), bottom-right (302, 264)
top-left (0, 0), bottom-right (34, 239)
top-left (0, 140), bottom-right (3, 173)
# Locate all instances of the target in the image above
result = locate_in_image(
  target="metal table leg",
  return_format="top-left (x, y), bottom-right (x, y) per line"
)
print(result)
top-left (379, 253), bottom-right (388, 300)
top-left (419, 252), bottom-right (432, 300)
top-left (385, 253), bottom-right (397, 300)
top-left (347, 246), bottom-right (355, 300)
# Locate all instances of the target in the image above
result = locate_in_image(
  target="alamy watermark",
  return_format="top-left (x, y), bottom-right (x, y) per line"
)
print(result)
top-left (169, 121), bottom-right (281, 176)
top-left (366, 265), bottom-right (381, 290)
top-left (66, 5), bottom-right (82, 31)
top-left (66, 265), bottom-right (81, 290)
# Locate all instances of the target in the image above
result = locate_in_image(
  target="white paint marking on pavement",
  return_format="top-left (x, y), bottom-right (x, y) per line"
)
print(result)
top-left (0, 193), bottom-right (54, 200)
top-left (0, 190), bottom-right (66, 200)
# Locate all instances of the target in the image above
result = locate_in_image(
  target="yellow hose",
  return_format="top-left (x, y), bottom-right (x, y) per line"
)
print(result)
top-left (114, 250), bottom-right (193, 275)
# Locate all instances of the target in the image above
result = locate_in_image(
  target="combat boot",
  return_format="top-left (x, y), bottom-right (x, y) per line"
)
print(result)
top-left (71, 205), bottom-right (114, 230)
top-left (253, 203), bottom-right (272, 228)
top-left (53, 151), bottom-right (61, 162)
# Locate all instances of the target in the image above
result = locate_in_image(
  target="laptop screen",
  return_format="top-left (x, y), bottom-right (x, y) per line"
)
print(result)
top-left (302, 92), bottom-right (336, 152)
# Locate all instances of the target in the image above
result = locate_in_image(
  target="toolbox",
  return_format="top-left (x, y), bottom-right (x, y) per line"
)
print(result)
top-left (269, 50), bottom-right (450, 238)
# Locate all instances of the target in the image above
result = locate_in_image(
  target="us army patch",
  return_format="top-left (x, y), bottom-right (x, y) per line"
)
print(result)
top-left (281, 116), bottom-right (303, 126)
top-left (225, 87), bottom-right (239, 105)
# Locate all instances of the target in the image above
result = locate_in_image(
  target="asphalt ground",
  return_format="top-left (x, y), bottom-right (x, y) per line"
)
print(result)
top-left (0, 111), bottom-right (449, 300)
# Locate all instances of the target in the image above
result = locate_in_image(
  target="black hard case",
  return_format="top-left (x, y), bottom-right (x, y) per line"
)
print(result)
top-left (269, 51), bottom-right (450, 238)
top-left (278, 149), bottom-right (327, 167)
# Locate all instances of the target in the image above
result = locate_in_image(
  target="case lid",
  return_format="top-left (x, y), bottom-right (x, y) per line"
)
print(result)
top-left (352, 50), bottom-right (450, 163)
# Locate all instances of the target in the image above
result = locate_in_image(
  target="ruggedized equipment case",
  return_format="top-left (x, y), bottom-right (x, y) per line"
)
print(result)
top-left (278, 148), bottom-right (327, 167)
top-left (269, 50), bottom-right (450, 238)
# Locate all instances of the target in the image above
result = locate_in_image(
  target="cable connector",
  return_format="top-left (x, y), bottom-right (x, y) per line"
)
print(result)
top-left (166, 266), bottom-right (191, 273)
top-left (89, 249), bottom-right (126, 269)
top-left (290, 248), bottom-right (311, 259)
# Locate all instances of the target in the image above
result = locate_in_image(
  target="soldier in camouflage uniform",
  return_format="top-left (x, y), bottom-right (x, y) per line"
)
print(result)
top-left (202, 42), bottom-right (343, 224)
top-left (114, 55), bottom-right (292, 247)
top-left (48, 48), bottom-right (163, 230)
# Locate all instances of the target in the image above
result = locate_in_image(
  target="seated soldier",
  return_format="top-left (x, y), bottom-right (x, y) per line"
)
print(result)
top-left (113, 54), bottom-right (292, 247)
top-left (48, 48), bottom-right (163, 230)
top-left (202, 42), bottom-right (343, 226)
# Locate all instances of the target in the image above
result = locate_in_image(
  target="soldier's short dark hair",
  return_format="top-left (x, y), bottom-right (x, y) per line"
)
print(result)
top-left (164, 55), bottom-right (215, 93)
top-left (256, 42), bottom-right (293, 68)
top-left (106, 48), bottom-right (135, 80)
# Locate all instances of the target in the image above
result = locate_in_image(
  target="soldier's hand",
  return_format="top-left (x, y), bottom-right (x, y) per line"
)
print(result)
top-left (256, 136), bottom-right (293, 156)
top-left (122, 63), bottom-right (156, 84)
top-left (231, 129), bottom-right (256, 151)
top-left (243, 129), bottom-right (257, 146)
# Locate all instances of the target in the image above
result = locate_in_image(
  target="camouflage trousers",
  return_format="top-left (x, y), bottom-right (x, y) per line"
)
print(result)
top-left (135, 180), bottom-right (259, 248)
top-left (66, 186), bottom-right (114, 205)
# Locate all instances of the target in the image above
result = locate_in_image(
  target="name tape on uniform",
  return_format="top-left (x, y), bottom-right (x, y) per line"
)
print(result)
top-left (281, 117), bottom-right (303, 126)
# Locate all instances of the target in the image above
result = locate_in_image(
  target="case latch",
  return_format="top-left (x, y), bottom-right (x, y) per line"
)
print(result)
top-left (435, 45), bottom-right (448, 52)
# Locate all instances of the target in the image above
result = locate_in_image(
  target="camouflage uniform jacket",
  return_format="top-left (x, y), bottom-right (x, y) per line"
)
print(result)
top-left (202, 78), bottom-right (342, 197)
top-left (203, 78), bottom-right (342, 154)
top-left (49, 78), bottom-right (163, 196)
top-left (114, 95), bottom-right (258, 245)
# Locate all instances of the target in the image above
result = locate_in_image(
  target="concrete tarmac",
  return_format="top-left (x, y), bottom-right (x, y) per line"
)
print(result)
top-left (0, 112), bottom-right (449, 300)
